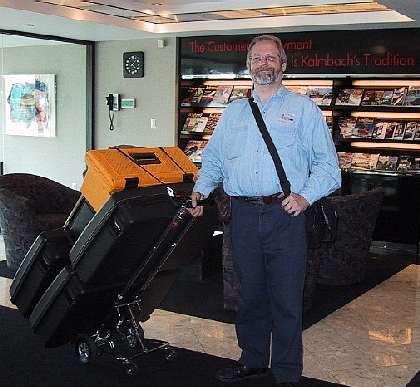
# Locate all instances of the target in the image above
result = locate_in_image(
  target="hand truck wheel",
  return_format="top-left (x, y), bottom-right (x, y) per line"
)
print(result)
top-left (163, 346), bottom-right (177, 361)
top-left (75, 336), bottom-right (97, 364)
top-left (123, 360), bottom-right (138, 376)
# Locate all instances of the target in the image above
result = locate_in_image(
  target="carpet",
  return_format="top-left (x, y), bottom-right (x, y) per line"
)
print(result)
top-left (0, 306), bottom-right (346, 387)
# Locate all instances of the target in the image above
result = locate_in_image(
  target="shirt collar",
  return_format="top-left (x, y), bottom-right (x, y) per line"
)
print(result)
top-left (251, 85), bottom-right (287, 106)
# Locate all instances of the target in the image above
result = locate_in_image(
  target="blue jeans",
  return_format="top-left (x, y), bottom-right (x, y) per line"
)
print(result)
top-left (230, 198), bottom-right (306, 383)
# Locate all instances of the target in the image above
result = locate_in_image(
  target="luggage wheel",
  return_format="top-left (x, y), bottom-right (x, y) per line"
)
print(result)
top-left (75, 336), bottom-right (97, 364)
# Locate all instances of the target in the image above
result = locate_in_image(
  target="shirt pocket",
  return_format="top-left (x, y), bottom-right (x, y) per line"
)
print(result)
top-left (270, 120), bottom-right (297, 150)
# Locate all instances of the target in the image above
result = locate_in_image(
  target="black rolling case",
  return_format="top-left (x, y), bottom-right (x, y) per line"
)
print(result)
top-left (10, 228), bottom-right (73, 317)
top-left (29, 183), bottom-right (215, 348)
top-left (10, 196), bottom-right (95, 318)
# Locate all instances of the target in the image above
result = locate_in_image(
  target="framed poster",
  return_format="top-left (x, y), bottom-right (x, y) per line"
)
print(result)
top-left (3, 74), bottom-right (56, 137)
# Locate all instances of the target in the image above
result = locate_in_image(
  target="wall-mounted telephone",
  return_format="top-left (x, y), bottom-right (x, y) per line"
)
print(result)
top-left (106, 93), bottom-right (120, 111)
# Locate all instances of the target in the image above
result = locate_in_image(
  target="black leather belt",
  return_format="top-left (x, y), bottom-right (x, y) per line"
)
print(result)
top-left (234, 193), bottom-right (284, 205)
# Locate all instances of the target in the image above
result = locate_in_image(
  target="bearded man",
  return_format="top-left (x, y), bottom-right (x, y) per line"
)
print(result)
top-left (189, 35), bottom-right (341, 387)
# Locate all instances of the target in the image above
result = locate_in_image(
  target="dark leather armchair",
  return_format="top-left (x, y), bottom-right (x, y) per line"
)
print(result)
top-left (0, 173), bottom-right (80, 272)
top-left (315, 188), bottom-right (385, 286)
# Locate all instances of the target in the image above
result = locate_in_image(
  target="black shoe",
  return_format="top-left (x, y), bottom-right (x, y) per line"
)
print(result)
top-left (276, 383), bottom-right (299, 387)
top-left (215, 363), bottom-right (269, 383)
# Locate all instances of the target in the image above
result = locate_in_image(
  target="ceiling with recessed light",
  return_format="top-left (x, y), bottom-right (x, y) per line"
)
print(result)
top-left (0, 0), bottom-right (418, 41)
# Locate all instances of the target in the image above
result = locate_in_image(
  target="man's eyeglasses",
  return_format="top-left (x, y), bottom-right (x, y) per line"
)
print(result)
top-left (250, 55), bottom-right (280, 64)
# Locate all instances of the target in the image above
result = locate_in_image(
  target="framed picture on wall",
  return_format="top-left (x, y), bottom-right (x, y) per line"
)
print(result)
top-left (3, 74), bottom-right (56, 137)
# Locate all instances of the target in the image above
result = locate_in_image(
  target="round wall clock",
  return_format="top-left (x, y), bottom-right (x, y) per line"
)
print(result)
top-left (123, 51), bottom-right (144, 78)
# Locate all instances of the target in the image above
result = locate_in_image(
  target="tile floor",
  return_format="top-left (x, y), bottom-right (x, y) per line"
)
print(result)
top-left (1, 241), bottom-right (419, 386)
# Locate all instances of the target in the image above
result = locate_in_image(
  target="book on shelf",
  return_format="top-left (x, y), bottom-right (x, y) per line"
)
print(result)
top-left (203, 112), bottom-right (222, 135)
top-left (352, 117), bottom-right (375, 138)
top-left (390, 87), bottom-right (407, 106)
top-left (228, 86), bottom-right (251, 102)
top-left (306, 87), bottom-right (333, 105)
top-left (335, 88), bottom-right (363, 106)
top-left (361, 90), bottom-right (385, 106)
top-left (351, 153), bottom-right (379, 170)
top-left (338, 117), bottom-right (357, 138)
top-left (397, 156), bottom-right (413, 172)
top-left (403, 122), bottom-right (417, 140)
top-left (403, 86), bottom-right (420, 107)
top-left (183, 140), bottom-right (208, 163)
top-left (337, 152), bottom-right (353, 170)
top-left (392, 122), bottom-right (406, 140)
top-left (212, 85), bottom-right (233, 104)
top-left (181, 112), bottom-right (209, 133)
top-left (376, 155), bottom-right (399, 171)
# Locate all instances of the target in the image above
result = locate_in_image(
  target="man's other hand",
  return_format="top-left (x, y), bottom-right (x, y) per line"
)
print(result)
top-left (281, 193), bottom-right (309, 216)
top-left (188, 192), bottom-right (204, 217)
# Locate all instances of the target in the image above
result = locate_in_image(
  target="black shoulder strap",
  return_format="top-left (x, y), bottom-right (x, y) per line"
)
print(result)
top-left (248, 97), bottom-right (291, 196)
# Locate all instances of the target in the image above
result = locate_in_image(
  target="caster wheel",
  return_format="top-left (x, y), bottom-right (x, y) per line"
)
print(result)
top-left (75, 336), bottom-right (96, 364)
top-left (126, 328), bottom-right (138, 348)
top-left (124, 361), bottom-right (138, 376)
top-left (163, 347), bottom-right (177, 361)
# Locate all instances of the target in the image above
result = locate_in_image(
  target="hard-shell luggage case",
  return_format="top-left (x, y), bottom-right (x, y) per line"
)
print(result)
top-left (81, 146), bottom-right (197, 211)
top-left (29, 183), bottom-right (215, 348)
top-left (10, 197), bottom-right (95, 317)
top-left (10, 228), bottom-right (73, 317)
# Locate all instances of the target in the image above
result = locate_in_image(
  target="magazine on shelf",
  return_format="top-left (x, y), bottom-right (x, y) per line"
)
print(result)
top-left (181, 113), bottom-right (209, 133)
top-left (361, 90), bottom-right (385, 106)
top-left (411, 158), bottom-right (420, 172)
top-left (372, 121), bottom-right (390, 139)
top-left (351, 153), bottom-right (379, 170)
top-left (403, 122), bottom-right (417, 140)
top-left (404, 86), bottom-right (420, 107)
top-left (392, 122), bottom-right (406, 140)
top-left (378, 90), bottom-right (394, 105)
top-left (390, 87), bottom-right (407, 106)
top-left (384, 122), bottom-right (399, 139)
top-left (180, 87), bottom-right (197, 106)
top-left (212, 85), bottom-right (233, 104)
top-left (337, 152), bottom-right (353, 170)
top-left (287, 85), bottom-right (309, 96)
top-left (199, 85), bottom-right (218, 106)
top-left (376, 155), bottom-right (399, 171)
top-left (414, 124), bottom-right (420, 140)
top-left (338, 117), bottom-right (357, 138)
top-left (183, 140), bottom-right (208, 163)
top-left (335, 88), bottom-right (363, 105)
top-left (306, 87), bottom-right (333, 105)
top-left (397, 156), bottom-right (413, 172)
top-left (228, 87), bottom-right (251, 102)
top-left (203, 112), bottom-right (222, 135)
top-left (325, 116), bottom-right (333, 134)
top-left (352, 117), bottom-right (375, 138)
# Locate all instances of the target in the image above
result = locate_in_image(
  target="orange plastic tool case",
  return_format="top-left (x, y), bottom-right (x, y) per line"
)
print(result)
top-left (81, 146), bottom-right (198, 211)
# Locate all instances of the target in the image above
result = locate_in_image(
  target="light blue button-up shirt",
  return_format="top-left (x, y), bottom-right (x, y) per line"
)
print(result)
top-left (193, 86), bottom-right (341, 205)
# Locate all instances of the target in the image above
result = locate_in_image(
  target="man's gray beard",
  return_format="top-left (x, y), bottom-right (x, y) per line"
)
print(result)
top-left (252, 69), bottom-right (282, 85)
